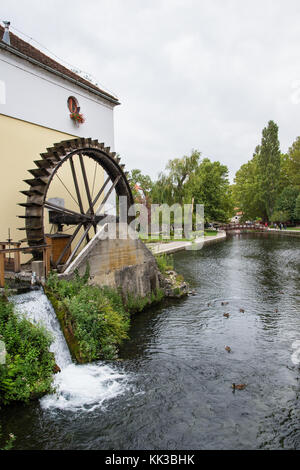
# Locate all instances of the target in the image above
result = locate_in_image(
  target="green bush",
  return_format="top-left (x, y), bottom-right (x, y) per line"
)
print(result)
top-left (0, 297), bottom-right (55, 406)
top-left (155, 253), bottom-right (174, 275)
top-left (46, 271), bottom-right (130, 362)
top-left (270, 209), bottom-right (290, 223)
top-left (126, 288), bottom-right (165, 313)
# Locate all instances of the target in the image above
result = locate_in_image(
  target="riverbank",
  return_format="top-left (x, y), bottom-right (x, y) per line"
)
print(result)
top-left (147, 231), bottom-right (227, 255)
top-left (268, 228), bottom-right (300, 238)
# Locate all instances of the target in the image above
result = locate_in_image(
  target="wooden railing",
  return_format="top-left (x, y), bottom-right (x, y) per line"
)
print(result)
top-left (218, 224), bottom-right (267, 232)
top-left (0, 241), bottom-right (21, 274)
top-left (0, 244), bottom-right (51, 288)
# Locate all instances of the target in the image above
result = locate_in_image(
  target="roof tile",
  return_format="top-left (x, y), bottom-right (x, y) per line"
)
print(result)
top-left (0, 25), bottom-right (119, 104)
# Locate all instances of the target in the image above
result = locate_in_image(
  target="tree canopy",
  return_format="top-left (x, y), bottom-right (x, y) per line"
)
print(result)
top-left (126, 121), bottom-right (300, 227)
top-left (127, 150), bottom-right (233, 224)
top-left (232, 121), bottom-right (300, 223)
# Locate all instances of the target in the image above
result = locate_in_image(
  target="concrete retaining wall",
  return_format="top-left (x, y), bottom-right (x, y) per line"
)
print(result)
top-left (147, 231), bottom-right (227, 255)
top-left (60, 225), bottom-right (161, 298)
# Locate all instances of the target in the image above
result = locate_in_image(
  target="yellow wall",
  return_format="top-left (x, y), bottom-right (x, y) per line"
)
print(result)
top-left (0, 114), bottom-right (104, 251)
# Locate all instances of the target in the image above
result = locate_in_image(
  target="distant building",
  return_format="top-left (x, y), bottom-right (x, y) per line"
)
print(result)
top-left (231, 208), bottom-right (243, 223)
top-left (0, 22), bottom-right (120, 242)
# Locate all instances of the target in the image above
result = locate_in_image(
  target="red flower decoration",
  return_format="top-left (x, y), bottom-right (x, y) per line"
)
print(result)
top-left (70, 112), bottom-right (85, 124)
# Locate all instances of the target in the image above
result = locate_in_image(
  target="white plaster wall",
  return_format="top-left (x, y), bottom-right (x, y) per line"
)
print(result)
top-left (0, 48), bottom-right (117, 149)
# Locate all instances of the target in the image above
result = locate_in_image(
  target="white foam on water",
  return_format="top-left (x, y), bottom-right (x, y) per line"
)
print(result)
top-left (10, 289), bottom-right (130, 412)
top-left (40, 363), bottom-right (128, 411)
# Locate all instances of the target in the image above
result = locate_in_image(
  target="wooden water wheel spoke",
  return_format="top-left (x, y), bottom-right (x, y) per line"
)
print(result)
top-left (63, 222), bottom-right (93, 270)
top-left (91, 161), bottom-right (98, 198)
top-left (44, 201), bottom-right (92, 222)
top-left (55, 173), bottom-right (78, 207)
top-left (69, 156), bottom-right (90, 244)
top-left (95, 175), bottom-right (121, 215)
top-left (91, 176), bottom-right (111, 211)
top-left (69, 157), bottom-right (85, 214)
top-left (79, 153), bottom-right (94, 216)
top-left (19, 138), bottom-right (134, 271)
top-left (55, 222), bottom-right (84, 267)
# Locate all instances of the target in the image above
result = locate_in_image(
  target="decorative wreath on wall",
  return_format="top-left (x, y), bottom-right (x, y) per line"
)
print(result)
top-left (70, 112), bottom-right (85, 124)
top-left (68, 96), bottom-right (85, 125)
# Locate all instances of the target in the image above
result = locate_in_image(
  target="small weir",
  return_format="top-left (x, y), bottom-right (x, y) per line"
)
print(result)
top-left (11, 289), bottom-right (130, 412)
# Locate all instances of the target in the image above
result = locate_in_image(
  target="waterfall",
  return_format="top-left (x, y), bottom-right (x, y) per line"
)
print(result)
top-left (11, 289), bottom-right (130, 412)
top-left (11, 288), bottom-right (72, 369)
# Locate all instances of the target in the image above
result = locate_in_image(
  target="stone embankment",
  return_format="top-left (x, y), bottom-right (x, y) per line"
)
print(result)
top-left (158, 269), bottom-right (189, 298)
top-left (147, 231), bottom-right (227, 255)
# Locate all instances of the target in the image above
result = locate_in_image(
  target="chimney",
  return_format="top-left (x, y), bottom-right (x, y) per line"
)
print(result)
top-left (2, 21), bottom-right (11, 45)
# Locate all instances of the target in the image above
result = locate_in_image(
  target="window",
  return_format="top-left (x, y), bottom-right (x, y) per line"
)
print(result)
top-left (67, 96), bottom-right (79, 113)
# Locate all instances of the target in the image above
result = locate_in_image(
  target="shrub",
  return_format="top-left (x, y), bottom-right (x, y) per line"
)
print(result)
top-left (126, 288), bottom-right (165, 313)
top-left (0, 297), bottom-right (55, 406)
top-left (46, 271), bottom-right (130, 362)
top-left (270, 210), bottom-right (290, 223)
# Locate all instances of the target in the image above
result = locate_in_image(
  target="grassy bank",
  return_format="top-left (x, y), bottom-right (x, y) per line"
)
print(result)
top-left (46, 268), bottom-right (166, 363)
top-left (46, 270), bottom-right (130, 362)
top-left (0, 295), bottom-right (55, 406)
top-left (143, 230), bottom-right (218, 244)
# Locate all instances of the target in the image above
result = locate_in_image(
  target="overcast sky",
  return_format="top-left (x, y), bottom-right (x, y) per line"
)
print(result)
top-left (2, 0), bottom-right (300, 181)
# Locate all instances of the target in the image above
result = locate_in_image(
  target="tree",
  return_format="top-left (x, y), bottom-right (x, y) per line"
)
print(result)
top-left (270, 210), bottom-right (290, 223)
top-left (232, 148), bottom-right (266, 221)
top-left (128, 169), bottom-right (153, 203)
top-left (286, 137), bottom-right (300, 188)
top-left (278, 153), bottom-right (291, 193)
top-left (256, 120), bottom-right (281, 221)
top-left (274, 186), bottom-right (299, 221)
top-left (186, 158), bottom-right (234, 222)
top-left (294, 194), bottom-right (300, 220)
top-left (153, 150), bottom-right (201, 205)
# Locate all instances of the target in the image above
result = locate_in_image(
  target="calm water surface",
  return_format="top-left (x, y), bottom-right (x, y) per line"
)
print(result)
top-left (1, 234), bottom-right (300, 449)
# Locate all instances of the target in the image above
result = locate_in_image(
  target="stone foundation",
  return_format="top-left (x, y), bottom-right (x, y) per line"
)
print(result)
top-left (60, 224), bottom-right (161, 299)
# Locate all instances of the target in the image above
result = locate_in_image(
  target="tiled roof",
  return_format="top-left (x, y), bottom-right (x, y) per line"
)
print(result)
top-left (0, 25), bottom-right (119, 104)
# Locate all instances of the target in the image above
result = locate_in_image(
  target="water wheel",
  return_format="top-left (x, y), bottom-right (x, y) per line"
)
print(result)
top-left (18, 138), bottom-right (134, 271)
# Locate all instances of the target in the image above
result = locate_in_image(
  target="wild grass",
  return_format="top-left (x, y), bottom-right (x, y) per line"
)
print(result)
top-left (155, 253), bottom-right (174, 275)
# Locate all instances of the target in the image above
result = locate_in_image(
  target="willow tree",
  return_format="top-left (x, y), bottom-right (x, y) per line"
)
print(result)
top-left (152, 150), bottom-right (201, 205)
top-left (257, 121), bottom-right (281, 221)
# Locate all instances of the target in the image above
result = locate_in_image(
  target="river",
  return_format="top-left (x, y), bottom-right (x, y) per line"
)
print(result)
top-left (1, 233), bottom-right (299, 450)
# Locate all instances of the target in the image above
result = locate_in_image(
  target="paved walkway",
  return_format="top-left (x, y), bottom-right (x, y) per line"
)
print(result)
top-left (268, 228), bottom-right (300, 237)
top-left (147, 231), bottom-right (227, 255)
